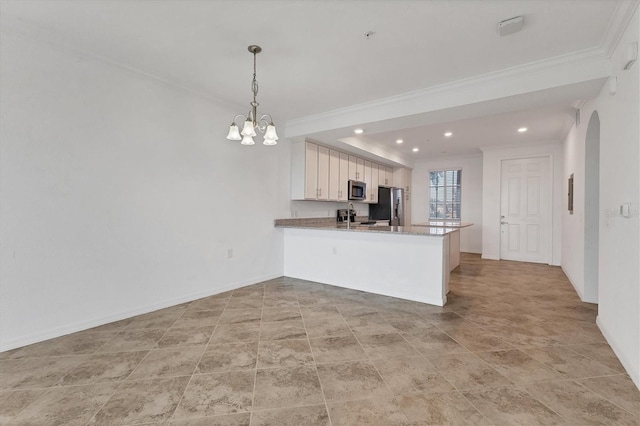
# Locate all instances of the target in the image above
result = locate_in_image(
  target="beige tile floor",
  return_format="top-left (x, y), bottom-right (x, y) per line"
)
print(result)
top-left (1, 254), bottom-right (639, 425)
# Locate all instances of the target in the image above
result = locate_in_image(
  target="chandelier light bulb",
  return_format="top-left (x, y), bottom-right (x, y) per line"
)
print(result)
top-left (264, 124), bottom-right (279, 142)
top-left (226, 123), bottom-right (241, 141)
top-left (241, 119), bottom-right (257, 137)
top-left (241, 135), bottom-right (255, 145)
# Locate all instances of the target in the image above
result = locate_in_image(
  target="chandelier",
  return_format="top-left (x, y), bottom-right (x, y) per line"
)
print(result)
top-left (226, 45), bottom-right (278, 146)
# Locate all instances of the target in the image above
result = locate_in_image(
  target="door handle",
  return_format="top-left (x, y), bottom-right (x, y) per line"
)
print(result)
top-left (500, 221), bottom-right (508, 225)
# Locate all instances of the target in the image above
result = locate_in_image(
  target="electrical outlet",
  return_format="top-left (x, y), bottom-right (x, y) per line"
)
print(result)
top-left (620, 203), bottom-right (630, 218)
top-left (332, 247), bottom-right (337, 255)
top-left (227, 248), bottom-right (233, 258)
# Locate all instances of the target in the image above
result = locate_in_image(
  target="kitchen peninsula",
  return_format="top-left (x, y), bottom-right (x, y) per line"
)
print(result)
top-left (275, 219), bottom-right (458, 306)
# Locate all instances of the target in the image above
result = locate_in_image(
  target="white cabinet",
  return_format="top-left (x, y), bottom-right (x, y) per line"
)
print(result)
top-left (329, 150), bottom-right (349, 201)
top-left (349, 156), bottom-right (365, 181)
top-left (338, 152), bottom-right (349, 201)
top-left (329, 150), bottom-right (340, 201)
top-left (378, 166), bottom-right (394, 187)
top-left (393, 167), bottom-right (412, 193)
top-left (291, 141), bottom-right (330, 200)
top-left (317, 145), bottom-right (329, 200)
top-left (393, 167), bottom-right (412, 224)
top-left (348, 156), bottom-right (357, 180)
top-left (303, 142), bottom-right (318, 199)
top-left (370, 164), bottom-right (379, 204)
top-left (364, 161), bottom-right (372, 203)
top-left (291, 140), bottom-right (389, 202)
top-left (404, 190), bottom-right (412, 225)
top-left (364, 161), bottom-right (379, 204)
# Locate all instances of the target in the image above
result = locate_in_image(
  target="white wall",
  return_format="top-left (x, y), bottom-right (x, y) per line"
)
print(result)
top-left (562, 7), bottom-right (639, 388)
top-left (0, 31), bottom-right (284, 350)
top-left (412, 155), bottom-right (483, 253)
top-left (596, 10), bottom-right (640, 389)
top-left (480, 143), bottom-right (563, 266)
top-left (562, 121), bottom-right (587, 298)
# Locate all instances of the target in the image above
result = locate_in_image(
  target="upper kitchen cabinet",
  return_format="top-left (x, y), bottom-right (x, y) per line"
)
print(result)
top-left (329, 150), bottom-right (349, 201)
top-left (369, 163), bottom-right (379, 204)
top-left (379, 166), bottom-right (394, 187)
top-left (363, 161), bottom-right (379, 204)
top-left (393, 167), bottom-right (412, 193)
top-left (291, 141), bottom-right (330, 200)
top-left (349, 156), bottom-right (365, 181)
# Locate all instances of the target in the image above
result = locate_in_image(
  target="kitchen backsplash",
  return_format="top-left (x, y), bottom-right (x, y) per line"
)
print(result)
top-left (286, 200), bottom-right (369, 219)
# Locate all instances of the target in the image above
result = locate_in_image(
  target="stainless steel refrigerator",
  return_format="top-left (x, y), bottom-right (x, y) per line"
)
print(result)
top-left (369, 187), bottom-right (403, 226)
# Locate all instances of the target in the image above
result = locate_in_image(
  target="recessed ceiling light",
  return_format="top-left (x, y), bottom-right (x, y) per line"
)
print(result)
top-left (412, 147), bottom-right (419, 152)
top-left (444, 132), bottom-right (453, 137)
top-left (518, 127), bottom-right (528, 133)
top-left (354, 128), bottom-right (364, 134)
top-left (396, 139), bottom-right (403, 144)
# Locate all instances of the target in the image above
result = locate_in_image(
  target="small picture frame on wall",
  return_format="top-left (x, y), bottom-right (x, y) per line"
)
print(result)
top-left (568, 174), bottom-right (574, 215)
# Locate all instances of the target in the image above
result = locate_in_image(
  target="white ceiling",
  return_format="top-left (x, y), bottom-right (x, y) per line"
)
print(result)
top-left (0, 0), bottom-right (633, 162)
top-left (353, 104), bottom-right (576, 160)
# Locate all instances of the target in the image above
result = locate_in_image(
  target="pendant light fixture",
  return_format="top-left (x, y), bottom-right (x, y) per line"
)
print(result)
top-left (226, 45), bottom-right (278, 146)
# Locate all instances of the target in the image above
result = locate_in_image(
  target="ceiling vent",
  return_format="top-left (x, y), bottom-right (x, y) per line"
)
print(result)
top-left (498, 16), bottom-right (524, 36)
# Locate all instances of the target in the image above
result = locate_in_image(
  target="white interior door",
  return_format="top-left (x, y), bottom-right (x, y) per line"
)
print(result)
top-left (500, 157), bottom-right (550, 263)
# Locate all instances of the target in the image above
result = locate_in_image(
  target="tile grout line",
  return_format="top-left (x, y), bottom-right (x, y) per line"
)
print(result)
top-left (165, 294), bottom-right (230, 423)
top-left (248, 284), bottom-right (266, 425)
top-left (297, 285), bottom-right (334, 426)
top-left (345, 306), bottom-right (420, 424)
top-left (84, 303), bottom-right (196, 425)
top-left (572, 377), bottom-right (639, 417)
top-left (392, 315), bottom-right (504, 425)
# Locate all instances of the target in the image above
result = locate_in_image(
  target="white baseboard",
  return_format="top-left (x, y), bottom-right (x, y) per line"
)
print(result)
top-left (562, 266), bottom-right (585, 300)
top-left (481, 254), bottom-right (500, 260)
top-left (0, 272), bottom-right (282, 352)
top-left (596, 315), bottom-right (640, 390)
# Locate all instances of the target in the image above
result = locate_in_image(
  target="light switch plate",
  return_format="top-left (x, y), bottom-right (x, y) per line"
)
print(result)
top-left (620, 203), bottom-right (630, 218)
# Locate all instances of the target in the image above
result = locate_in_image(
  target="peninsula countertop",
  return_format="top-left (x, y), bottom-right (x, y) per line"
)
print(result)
top-left (412, 221), bottom-right (474, 228)
top-left (275, 222), bottom-right (459, 236)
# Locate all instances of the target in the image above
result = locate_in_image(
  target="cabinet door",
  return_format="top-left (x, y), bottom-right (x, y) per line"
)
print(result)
top-left (348, 156), bottom-right (358, 180)
top-left (378, 163), bottom-right (387, 186)
top-left (338, 152), bottom-right (349, 201)
top-left (404, 168), bottom-right (411, 193)
top-left (304, 142), bottom-right (318, 199)
top-left (356, 158), bottom-right (365, 181)
top-left (363, 161), bottom-right (372, 203)
top-left (385, 167), bottom-right (394, 186)
top-left (370, 164), bottom-right (379, 203)
top-left (404, 191), bottom-right (412, 225)
top-left (317, 145), bottom-right (330, 201)
top-left (328, 150), bottom-right (340, 201)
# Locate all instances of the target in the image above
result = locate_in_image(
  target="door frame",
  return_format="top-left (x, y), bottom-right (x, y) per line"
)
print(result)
top-left (498, 154), bottom-right (554, 264)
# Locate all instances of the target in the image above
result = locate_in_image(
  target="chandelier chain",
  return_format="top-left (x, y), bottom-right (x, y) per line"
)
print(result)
top-left (252, 50), bottom-right (258, 103)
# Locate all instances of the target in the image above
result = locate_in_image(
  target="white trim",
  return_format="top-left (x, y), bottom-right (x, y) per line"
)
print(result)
top-left (599, 1), bottom-right (640, 57)
top-left (0, 273), bottom-right (281, 352)
top-left (596, 316), bottom-right (640, 390)
top-left (0, 15), bottom-right (244, 112)
top-left (562, 265), bottom-right (585, 301)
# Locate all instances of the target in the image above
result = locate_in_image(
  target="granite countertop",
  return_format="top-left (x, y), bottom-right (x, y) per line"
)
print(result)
top-left (412, 221), bottom-right (474, 228)
top-left (274, 221), bottom-right (458, 236)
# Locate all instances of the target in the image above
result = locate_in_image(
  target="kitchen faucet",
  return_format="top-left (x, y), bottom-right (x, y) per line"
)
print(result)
top-left (347, 202), bottom-right (355, 229)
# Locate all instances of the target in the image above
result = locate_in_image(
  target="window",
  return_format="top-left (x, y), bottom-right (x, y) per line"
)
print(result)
top-left (429, 169), bottom-right (461, 220)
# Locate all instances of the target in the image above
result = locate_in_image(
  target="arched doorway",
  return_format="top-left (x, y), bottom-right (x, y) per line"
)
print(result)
top-left (584, 111), bottom-right (600, 303)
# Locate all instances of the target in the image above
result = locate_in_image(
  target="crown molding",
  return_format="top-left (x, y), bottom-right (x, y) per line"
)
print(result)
top-left (286, 2), bottom-right (638, 137)
top-left (0, 15), bottom-right (245, 113)
top-left (285, 52), bottom-right (611, 139)
top-left (599, 0), bottom-right (639, 56)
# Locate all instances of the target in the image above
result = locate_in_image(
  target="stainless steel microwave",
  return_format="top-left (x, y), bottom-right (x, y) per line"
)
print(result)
top-left (348, 180), bottom-right (367, 201)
